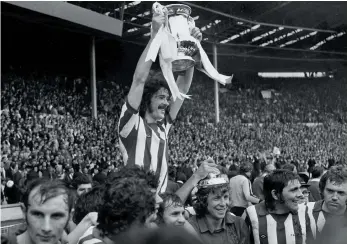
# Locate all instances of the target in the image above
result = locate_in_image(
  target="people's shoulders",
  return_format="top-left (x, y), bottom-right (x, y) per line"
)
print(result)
top-left (231, 175), bottom-right (247, 182)
top-left (226, 211), bottom-right (247, 227)
top-left (246, 200), bottom-right (267, 216)
top-left (253, 176), bottom-right (264, 185)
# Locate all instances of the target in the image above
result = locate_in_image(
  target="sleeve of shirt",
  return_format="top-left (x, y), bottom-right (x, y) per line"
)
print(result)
top-left (118, 97), bottom-right (140, 139)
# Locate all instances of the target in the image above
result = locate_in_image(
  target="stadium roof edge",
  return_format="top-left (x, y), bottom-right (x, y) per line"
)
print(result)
top-left (4, 1), bottom-right (123, 37)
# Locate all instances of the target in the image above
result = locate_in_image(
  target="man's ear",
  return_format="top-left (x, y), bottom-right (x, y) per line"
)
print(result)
top-left (20, 202), bottom-right (27, 218)
top-left (271, 190), bottom-right (279, 200)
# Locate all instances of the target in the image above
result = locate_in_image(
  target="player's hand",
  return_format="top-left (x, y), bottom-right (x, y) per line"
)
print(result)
top-left (85, 212), bottom-right (98, 226)
top-left (194, 158), bottom-right (220, 181)
top-left (191, 27), bottom-right (202, 42)
top-left (152, 12), bottom-right (166, 35)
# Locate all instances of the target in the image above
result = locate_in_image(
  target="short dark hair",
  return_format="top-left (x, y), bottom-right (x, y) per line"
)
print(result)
top-left (139, 78), bottom-right (171, 118)
top-left (194, 184), bottom-right (229, 217)
top-left (319, 165), bottom-right (347, 193)
top-left (263, 170), bottom-right (300, 211)
top-left (282, 163), bottom-right (295, 172)
top-left (97, 177), bottom-right (156, 236)
top-left (239, 162), bottom-right (253, 174)
top-left (107, 165), bottom-right (159, 190)
top-left (311, 166), bottom-right (324, 179)
top-left (157, 193), bottom-right (183, 224)
top-left (71, 174), bottom-right (92, 190)
top-left (73, 185), bottom-right (105, 224)
top-left (23, 179), bottom-right (74, 212)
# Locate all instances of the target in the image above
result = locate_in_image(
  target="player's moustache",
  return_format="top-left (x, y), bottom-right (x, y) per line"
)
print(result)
top-left (158, 104), bottom-right (167, 110)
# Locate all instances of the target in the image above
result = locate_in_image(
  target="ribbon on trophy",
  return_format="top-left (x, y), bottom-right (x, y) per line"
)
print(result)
top-left (146, 2), bottom-right (232, 101)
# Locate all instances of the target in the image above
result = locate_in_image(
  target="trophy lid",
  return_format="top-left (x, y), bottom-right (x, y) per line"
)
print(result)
top-left (166, 4), bottom-right (191, 17)
top-left (197, 173), bottom-right (229, 189)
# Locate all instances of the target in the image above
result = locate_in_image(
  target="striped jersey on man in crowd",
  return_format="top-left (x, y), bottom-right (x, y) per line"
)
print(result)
top-left (118, 11), bottom-right (202, 193)
top-left (243, 169), bottom-right (314, 244)
top-left (306, 165), bottom-right (347, 244)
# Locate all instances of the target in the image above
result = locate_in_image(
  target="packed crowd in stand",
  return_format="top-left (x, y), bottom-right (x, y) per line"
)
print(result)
top-left (1, 15), bottom-right (347, 244)
top-left (1, 69), bottom-right (347, 203)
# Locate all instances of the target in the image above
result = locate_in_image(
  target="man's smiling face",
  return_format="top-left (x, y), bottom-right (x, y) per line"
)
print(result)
top-left (147, 87), bottom-right (170, 121)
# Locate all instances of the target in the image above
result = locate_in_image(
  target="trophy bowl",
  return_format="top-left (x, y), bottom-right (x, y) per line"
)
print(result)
top-left (166, 4), bottom-right (199, 72)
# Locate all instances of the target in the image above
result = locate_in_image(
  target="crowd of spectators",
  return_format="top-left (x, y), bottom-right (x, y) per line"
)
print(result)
top-left (1, 69), bottom-right (346, 204)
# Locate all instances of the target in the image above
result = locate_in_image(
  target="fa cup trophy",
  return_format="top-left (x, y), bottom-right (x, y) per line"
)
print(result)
top-left (146, 2), bottom-right (232, 101)
top-left (165, 4), bottom-right (199, 72)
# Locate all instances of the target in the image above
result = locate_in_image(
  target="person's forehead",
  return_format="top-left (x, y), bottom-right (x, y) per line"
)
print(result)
top-left (326, 179), bottom-right (347, 191)
top-left (208, 187), bottom-right (229, 197)
top-left (154, 87), bottom-right (170, 96)
top-left (29, 188), bottom-right (69, 212)
top-left (284, 179), bottom-right (301, 190)
top-left (165, 204), bottom-right (184, 213)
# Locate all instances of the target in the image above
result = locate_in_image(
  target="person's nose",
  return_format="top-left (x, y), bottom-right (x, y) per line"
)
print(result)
top-left (331, 192), bottom-right (338, 201)
top-left (219, 198), bottom-right (227, 207)
top-left (163, 99), bottom-right (169, 106)
top-left (41, 217), bottom-right (53, 233)
top-left (177, 213), bottom-right (186, 224)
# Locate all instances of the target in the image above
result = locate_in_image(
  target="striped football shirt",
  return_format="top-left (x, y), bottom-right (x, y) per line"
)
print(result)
top-left (118, 99), bottom-right (172, 193)
top-left (244, 202), bottom-right (311, 244)
top-left (305, 200), bottom-right (347, 244)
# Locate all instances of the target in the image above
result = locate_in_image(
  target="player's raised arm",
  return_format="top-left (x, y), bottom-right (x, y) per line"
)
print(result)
top-left (127, 12), bottom-right (166, 111)
top-left (169, 27), bottom-right (202, 120)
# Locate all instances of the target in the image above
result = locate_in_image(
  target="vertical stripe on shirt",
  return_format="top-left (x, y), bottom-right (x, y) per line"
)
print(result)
top-left (316, 211), bottom-right (325, 233)
top-left (247, 205), bottom-right (261, 244)
top-left (298, 204), bottom-right (307, 244)
top-left (306, 202), bottom-right (317, 239)
top-left (119, 104), bottom-right (139, 138)
top-left (266, 214), bottom-right (278, 244)
top-left (134, 119), bottom-right (146, 168)
top-left (284, 213), bottom-right (296, 244)
top-left (143, 123), bottom-right (153, 171)
top-left (158, 142), bottom-right (168, 193)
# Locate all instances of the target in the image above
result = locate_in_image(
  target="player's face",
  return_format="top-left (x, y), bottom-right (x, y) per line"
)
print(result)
top-left (323, 179), bottom-right (347, 214)
top-left (206, 188), bottom-right (230, 220)
top-left (76, 183), bottom-right (92, 196)
top-left (24, 187), bottom-right (70, 244)
top-left (163, 202), bottom-right (186, 226)
top-left (281, 179), bottom-right (303, 212)
top-left (148, 87), bottom-right (170, 121)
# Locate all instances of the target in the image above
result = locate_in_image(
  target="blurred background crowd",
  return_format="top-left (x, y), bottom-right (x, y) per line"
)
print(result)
top-left (1, 68), bottom-right (346, 204)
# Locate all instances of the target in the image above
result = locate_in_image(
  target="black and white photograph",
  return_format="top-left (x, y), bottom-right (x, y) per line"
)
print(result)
top-left (1, 1), bottom-right (346, 244)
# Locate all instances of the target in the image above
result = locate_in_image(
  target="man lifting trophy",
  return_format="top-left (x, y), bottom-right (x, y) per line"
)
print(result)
top-left (118, 2), bottom-right (231, 195)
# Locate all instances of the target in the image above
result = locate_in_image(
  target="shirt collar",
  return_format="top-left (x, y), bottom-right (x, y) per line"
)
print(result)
top-left (197, 213), bottom-right (235, 233)
top-left (314, 200), bottom-right (347, 217)
top-left (257, 201), bottom-right (298, 216)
